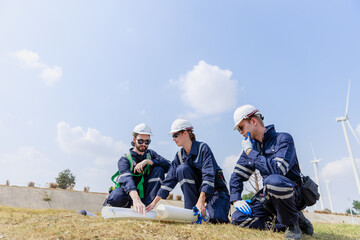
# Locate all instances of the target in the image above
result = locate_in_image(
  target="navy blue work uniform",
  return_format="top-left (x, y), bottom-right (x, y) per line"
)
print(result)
top-left (106, 148), bottom-right (170, 207)
top-left (157, 141), bottom-right (230, 223)
top-left (230, 125), bottom-right (305, 229)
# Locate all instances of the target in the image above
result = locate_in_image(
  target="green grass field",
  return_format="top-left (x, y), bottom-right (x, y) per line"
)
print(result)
top-left (0, 206), bottom-right (359, 239)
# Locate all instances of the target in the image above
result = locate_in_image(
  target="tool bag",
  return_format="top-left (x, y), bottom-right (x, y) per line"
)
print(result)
top-left (300, 175), bottom-right (320, 207)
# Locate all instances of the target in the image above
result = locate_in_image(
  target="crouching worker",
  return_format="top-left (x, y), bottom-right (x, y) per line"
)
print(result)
top-left (146, 119), bottom-right (230, 224)
top-left (230, 105), bottom-right (313, 240)
top-left (104, 123), bottom-right (170, 215)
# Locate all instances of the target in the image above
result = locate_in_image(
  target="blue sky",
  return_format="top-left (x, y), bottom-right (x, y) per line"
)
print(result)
top-left (1, 1), bottom-right (360, 213)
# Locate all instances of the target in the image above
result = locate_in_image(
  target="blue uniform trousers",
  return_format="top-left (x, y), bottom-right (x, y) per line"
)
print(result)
top-left (232, 174), bottom-right (301, 229)
top-left (106, 166), bottom-right (165, 207)
top-left (176, 164), bottom-right (230, 223)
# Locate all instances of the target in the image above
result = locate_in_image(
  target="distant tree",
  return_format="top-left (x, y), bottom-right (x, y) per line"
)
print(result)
top-left (353, 200), bottom-right (360, 212)
top-left (242, 192), bottom-right (255, 201)
top-left (56, 169), bottom-right (76, 189)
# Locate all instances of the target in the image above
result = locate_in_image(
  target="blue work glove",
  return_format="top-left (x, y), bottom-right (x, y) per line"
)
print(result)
top-left (234, 199), bottom-right (252, 216)
top-left (192, 206), bottom-right (209, 224)
top-left (242, 132), bottom-right (254, 154)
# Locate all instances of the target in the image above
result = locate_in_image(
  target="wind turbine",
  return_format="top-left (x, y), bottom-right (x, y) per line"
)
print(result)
top-left (311, 146), bottom-right (324, 210)
top-left (324, 178), bottom-right (334, 213)
top-left (336, 80), bottom-right (360, 196)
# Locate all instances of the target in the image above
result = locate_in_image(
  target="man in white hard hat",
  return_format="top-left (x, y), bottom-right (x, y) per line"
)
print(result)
top-left (146, 119), bottom-right (230, 224)
top-left (230, 105), bottom-right (313, 240)
top-left (105, 123), bottom-right (170, 215)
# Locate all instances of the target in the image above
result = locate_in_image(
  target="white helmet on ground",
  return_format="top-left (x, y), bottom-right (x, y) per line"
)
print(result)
top-left (169, 118), bottom-right (193, 134)
top-left (233, 104), bottom-right (263, 130)
top-left (132, 123), bottom-right (153, 136)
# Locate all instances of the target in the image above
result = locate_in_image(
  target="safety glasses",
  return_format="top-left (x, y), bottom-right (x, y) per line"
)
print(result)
top-left (237, 123), bottom-right (246, 132)
top-left (137, 139), bottom-right (151, 145)
top-left (172, 131), bottom-right (184, 139)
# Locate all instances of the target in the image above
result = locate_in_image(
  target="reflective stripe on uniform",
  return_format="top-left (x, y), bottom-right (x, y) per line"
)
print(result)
top-left (119, 172), bottom-right (131, 178)
top-left (148, 177), bottom-right (163, 183)
top-left (240, 217), bottom-right (253, 227)
top-left (179, 178), bottom-right (196, 186)
top-left (234, 169), bottom-right (251, 180)
top-left (274, 157), bottom-right (289, 175)
top-left (248, 217), bottom-right (259, 227)
top-left (236, 164), bottom-right (254, 174)
top-left (161, 185), bottom-right (173, 192)
top-left (202, 180), bottom-right (214, 187)
top-left (267, 191), bottom-right (294, 199)
top-left (266, 184), bottom-right (293, 192)
top-left (194, 143), bottom-right (205, 163)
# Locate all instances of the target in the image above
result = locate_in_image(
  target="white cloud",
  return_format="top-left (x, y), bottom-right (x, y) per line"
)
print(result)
top-left (12, 49), bottom-right (45, 68)
top-left (320, 157), bottom-right (353, 179)
top-left (0, 146), bottom-right (55, 187)
top-left (12, 49), bottom-right (62, 86)
top-left (222, 154), bottom-right (240, 181)
top-left (356, 123), bottom-right (360, 137)
top-left (40, 66), bottom-right (62, 86)
top-left (56, 122), bottom-right (128, 165)
top-left (172, 60), bottom-right (237, 116)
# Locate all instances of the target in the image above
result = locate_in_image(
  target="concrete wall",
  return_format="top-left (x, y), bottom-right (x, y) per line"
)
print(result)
top-left (0, 185), bottom-right (107, 213)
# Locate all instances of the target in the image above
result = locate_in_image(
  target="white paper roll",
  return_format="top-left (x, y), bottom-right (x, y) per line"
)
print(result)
top-left (101, 206), bottom-right (157, 219)
top-left (155, 204), bottom-right (197, 222)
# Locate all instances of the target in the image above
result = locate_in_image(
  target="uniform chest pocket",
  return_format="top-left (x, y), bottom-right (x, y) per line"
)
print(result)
top-left (264, 147), bottom-right (276, 156)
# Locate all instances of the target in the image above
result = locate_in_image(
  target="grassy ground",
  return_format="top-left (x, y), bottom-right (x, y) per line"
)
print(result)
top-left (0, 206), bottom-right (359, 240)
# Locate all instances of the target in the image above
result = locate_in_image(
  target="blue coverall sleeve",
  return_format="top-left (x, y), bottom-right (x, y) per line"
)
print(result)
top-left (229, 153), bottom-right (256, 202)
top-left (247, 133), bottom-right (297, 177)
top-left (149, 150), bottom-right (171, 173)
top-left (156, 155), bottom-right (180, 199)
top-left (199, 144), bottom-right (216, 196)
top-left (117, 156), bottom-right (137, 194)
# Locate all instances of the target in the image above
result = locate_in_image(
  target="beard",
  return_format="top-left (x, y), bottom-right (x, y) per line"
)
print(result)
top-left (135, 144), bottom-right (148, 153)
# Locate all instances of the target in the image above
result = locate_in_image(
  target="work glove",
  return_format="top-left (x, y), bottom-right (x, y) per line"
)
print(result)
top-left (234, 199), bottom-right (252, 216)
top-left (192, 206), bottom-right (209, 224)
top-left (242, 132), bottom-right (254, 154)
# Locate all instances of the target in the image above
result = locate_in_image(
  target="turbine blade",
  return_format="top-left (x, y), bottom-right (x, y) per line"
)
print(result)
top-left (345, 79), bottom-right (351, 117)
top-left (346, 120), bottom-right (360, 147)
top-left (311, 144), bottom-right (317, 160)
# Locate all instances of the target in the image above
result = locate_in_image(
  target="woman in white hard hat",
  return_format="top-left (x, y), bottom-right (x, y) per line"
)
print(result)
top-left (146, 119), bottom-right (230, 223)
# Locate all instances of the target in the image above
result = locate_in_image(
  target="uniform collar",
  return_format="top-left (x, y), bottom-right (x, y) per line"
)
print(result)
top-left (129, 148), bottom-right (149, 157)
top-left (185, 140), bottom-right (200, 157)
top-left (262, 125), bottom-right (276, 142)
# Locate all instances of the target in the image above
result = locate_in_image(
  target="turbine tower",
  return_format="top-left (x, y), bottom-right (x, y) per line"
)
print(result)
top-left (324, 178), bottom-right (334, 213)
top-left (311, 146), bottom-right (324, 210)
top-left (336, 80), bottom-right (360, 196)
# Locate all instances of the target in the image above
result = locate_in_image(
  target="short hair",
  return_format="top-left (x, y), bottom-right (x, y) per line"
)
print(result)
top-left (250, 115), bottom-right (264, 127)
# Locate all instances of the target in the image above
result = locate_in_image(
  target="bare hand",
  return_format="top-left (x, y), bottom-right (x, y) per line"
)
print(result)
top-left (133, 198), bottom-right (146, 216)
top-left (145, 202), bottom-right (156, 212)
top-left (134, 160), bottom-right (152, 174)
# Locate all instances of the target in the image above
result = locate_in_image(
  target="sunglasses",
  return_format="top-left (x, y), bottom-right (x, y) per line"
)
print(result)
top-left (237, 123), bottom-right (246, 132)
top-left (137, 139), bottom-right (151, 145)
top-left (172, 131), bottom-right (184, 139)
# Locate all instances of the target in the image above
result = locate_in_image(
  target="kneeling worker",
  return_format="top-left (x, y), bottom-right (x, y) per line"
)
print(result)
top-left (230, 105), bottom-right (313, 240)
top-left (105, 123), bottom-right (170, 215)
top-left (146, 119), bottom-right (230, 223)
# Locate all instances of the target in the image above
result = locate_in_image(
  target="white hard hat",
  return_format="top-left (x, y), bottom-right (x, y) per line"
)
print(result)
top-left (169, 118), bottom-right (193, 134)
top-left (233, 104), bottom-right (262, 130)
top-left (132, 123), bottom-right (153, 136)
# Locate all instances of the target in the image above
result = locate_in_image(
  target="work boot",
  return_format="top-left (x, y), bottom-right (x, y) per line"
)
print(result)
top-left (284, 221), bottom-right (302, 240)
top-left (298, 211), bottom-right (314, 236)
